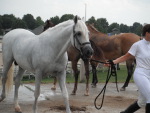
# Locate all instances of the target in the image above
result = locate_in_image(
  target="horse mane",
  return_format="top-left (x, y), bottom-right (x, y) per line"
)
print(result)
top-left (42, 20), bottom-right (73, 34)
top-left (90, 40), bottom-right (104, 58)
top-left (86, 24), bottom-right (99, 33)
top-left (87, 24), bottom-right (105, 35)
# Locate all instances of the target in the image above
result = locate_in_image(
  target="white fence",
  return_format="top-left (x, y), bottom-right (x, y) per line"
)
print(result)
top-left (0, 60), bottom-right (106, 80)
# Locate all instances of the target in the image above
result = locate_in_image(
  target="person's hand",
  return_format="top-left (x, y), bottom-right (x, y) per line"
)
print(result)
top-left (104, 61), bottom-right (111, 67)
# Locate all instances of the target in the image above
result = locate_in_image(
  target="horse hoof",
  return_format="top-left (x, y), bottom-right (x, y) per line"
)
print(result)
top-left (51, 87), bottom-right (56, 90)
top-left (0, 96), bottom-right (5, 102)
top-left (71, 92), bottom-right (76, 95)
top-left (15, 106), bottom-right (22, 113)
top-left (84, 93), bottom-right (89, 96)
top-left (91, 84), bottom-right (96, 88)
top-left (120, 87), bottom-right (126, 91)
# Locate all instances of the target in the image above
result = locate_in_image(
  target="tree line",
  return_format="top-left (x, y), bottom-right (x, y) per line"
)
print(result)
top-left (0, 14), bottom-right (143, 36)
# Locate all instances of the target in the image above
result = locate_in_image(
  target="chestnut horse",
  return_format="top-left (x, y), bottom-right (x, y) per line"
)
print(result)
top-left (44, 21), bottom-right (140, 94)
top-left (87, 24), bottom-right (141, 91)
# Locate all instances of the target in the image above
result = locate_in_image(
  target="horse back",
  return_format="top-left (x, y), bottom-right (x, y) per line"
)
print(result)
top-left (117, 33), bottom-right (140, 54)
top-left (3, 29), bottom-right (35, 45)
top-left (2, 29), bottom-right (36, 70)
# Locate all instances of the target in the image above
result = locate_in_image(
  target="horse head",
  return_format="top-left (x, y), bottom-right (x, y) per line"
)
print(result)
top-left (72, 16), bottom-right (93, 60)
top-left (43, 19), bottom-right (55, 31)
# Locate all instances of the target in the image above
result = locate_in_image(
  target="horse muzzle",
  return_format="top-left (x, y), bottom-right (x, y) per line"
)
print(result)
top-left (81, 44), bottom-right (93, 60)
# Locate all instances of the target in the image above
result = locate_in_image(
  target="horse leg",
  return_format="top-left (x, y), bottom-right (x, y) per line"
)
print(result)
top-left (91, 64), bottom-right (98, 88)
top-left (83, 59), bottom-right (90, 96)
top-left (0, 59), bottom-right (13, 102)
top-left (33, 71), bottom-right (42, 113)
top-left (71, 61), bottom-right (79, 95)
top-left (57, 71), bottom-right (71, 113)
top-left (117, 63), bottom-right (120, 70)
top-left (120, 60), bottom-right (134, 91)
top-left (14, 66), bottom-right (25, 112)
top-left (51, 77), bottom-right (57, 90)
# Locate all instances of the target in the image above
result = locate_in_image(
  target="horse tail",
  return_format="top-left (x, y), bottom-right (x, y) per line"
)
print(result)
top-left (5, 63), bottom-right (14, 93)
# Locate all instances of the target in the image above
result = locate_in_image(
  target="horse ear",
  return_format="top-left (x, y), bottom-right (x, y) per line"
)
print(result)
top-left (74, 15), bottom-right (78, 24)
top-left (74, 15), bottom-right (81, 24)
top-left (46, 20), bottom-right (49, 23)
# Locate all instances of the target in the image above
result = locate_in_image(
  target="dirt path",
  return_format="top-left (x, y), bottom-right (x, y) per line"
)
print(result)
top-left (0, 83), bottom-right (145, 113)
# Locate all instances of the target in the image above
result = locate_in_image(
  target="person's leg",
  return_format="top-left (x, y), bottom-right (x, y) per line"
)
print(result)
top-left (120, 101), bottom-right (140, 113)
top-left (134, 69), bottom-right (150, 113)
top-left (120, 68), bottom-right (146, 113)
top-left (146, 103), bottom-right (150, 113)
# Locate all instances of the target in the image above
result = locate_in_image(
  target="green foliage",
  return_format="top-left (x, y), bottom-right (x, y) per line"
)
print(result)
top-left (107, 23), bottom-right (119, 33)
top-left (0, 16), bottom-right (3, 35)
top-left (94, 18), bottom-right (109, 33)
top-left (59, 14), bottom-right (74, 23)
top-left (130, 22), bottom-right (143, 36)
top-left (0, 29), bottom-right (3, 35)
top-left (0, 16), bottom-right (2, 29)
top-left (86, 16), bottom-right (96, 24)
top-left (50, 16), bottom-right (60, 25)
top-left (0, 13), bottom-right (143, 35)
top-left (1, 14), bottom-right (16, 29)
top-left (120, 24), bottom-right (130, 33)
top-left (36, 16), bottom-right (44, 26)
top-left (22, 14), bottom-right (37, 30)
top-left (12, 18), bottom-right (27, 29)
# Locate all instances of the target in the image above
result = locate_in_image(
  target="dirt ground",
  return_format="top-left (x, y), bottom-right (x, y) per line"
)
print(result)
top-left (0, 83), bottom-right (145, 113)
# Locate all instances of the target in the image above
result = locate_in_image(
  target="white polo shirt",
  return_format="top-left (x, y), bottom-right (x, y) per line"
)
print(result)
top-left (128, 39), bottom-right (150, 70)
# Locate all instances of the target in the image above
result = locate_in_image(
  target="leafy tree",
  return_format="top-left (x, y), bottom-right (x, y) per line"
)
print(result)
top-left (1, 14), bottom-right (16, 29)
top-left (130, 22), bottom-right (143, 36)
top-left (12, 18), bottom-right (27, 29)
top-left (0, 16), bottom-right (3, 35)
top-left (59, 14), bottom-right (74, 23)
top-left (95, 18), bottom-right (109, 33)
top-left (0, 15), bottom-right (2, 29)
top-left (22, 14), bottom-right (37, 30)
top-left (119, 24), bottom-right (130, 33)
top-left (36, 16), bottom-right (44, 26)
top-left (50, 16), bottom-right (60, 25)
top-left (86, 16), bottom-right (96, 24)
top-left (107, 23), bottom-right (119, 33)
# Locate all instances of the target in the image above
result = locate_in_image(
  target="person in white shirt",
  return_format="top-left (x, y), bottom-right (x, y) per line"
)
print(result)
top-left (113, 24), bottom-right (150, 113)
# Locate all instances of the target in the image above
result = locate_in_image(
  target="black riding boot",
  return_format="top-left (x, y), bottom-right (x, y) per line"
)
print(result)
top-left (120, 101), bottom-right (140, 113)
top-left (146, 103), bottom-right (150, 113)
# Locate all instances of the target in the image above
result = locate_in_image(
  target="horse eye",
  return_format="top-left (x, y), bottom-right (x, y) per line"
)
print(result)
top-left (77, 32), bottom-right (81, 36)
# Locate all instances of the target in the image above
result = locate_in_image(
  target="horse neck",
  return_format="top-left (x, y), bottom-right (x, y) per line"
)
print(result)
top-left (88, 25), bottom-right (107, 39)
top-left (88, 24), bottom-right (118, 52)
top-left (39, 22), bottom-right (73, 60)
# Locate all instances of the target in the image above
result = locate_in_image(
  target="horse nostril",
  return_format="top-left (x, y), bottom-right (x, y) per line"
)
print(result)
top-left (82, 45), bottom-right (93, 59)
top-left (86, 49), bottom-right (93, 57)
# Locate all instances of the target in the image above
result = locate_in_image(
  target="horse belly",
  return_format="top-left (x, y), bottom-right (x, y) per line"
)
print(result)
top-left (41, 54), bottom-right (68, 75)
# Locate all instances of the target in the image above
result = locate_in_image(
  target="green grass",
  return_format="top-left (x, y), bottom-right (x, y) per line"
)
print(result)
top-left (22, 65), bottom-right (134, 84)
top-left (95, 65), bottom-right (134, 83)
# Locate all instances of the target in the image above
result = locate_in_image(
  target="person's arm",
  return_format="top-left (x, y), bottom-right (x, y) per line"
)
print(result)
top-left (113, 52), bottom-right (134, 64)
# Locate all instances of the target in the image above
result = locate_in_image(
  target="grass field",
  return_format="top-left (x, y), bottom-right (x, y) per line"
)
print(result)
top-left (22, 65), bottom-right (134, 84)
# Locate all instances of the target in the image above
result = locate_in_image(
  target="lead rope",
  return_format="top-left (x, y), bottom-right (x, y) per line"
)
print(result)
top-left (90, 59), bottom-right (119, 110)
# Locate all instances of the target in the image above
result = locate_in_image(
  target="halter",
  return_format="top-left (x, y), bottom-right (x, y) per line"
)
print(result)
top-left (73, 25), bottom-right (91, 56)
